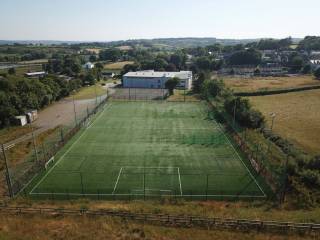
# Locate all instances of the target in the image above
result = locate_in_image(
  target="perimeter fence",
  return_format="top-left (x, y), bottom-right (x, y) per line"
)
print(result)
top-left (0, 95), bottom-right (109, 198)
top-left (207, 100), bottom-right (287, 201)
top-left (0, 206), bottom-right (319, 235)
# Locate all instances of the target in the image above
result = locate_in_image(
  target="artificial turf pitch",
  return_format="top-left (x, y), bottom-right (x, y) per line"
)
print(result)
top-left (29, 101), bottom-right (266, 199)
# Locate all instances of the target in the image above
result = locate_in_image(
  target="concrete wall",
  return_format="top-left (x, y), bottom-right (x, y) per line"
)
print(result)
top-left (123, 75), bottom-right (192, 90)
top-left (123, 77), bottom-right (167, 89)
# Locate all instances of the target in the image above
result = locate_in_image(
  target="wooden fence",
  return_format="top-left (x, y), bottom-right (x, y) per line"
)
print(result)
top-left (0, 205), bottom-right (319, 235)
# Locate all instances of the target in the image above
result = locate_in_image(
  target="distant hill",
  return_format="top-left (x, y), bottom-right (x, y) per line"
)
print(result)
top-left (0, 37), bottom-right (303, 48)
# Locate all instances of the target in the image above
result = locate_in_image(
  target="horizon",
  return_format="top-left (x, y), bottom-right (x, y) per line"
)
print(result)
top-left (1, 0), bottom-right (319, 41)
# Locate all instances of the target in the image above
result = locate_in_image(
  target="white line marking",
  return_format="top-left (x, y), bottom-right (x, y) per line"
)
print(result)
top-left (177, 167), bottom-right (183, 196)
top-left (112, 167), bottom-right (123, 194)
top-left (217, 122), bottom-right (266, 197)
top-left (30, 103), bottom-right (112, 194)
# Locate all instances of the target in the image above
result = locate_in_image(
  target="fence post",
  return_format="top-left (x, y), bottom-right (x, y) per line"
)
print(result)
top-left (60, 128), bottom-right (64, 143)
top-left (80, 172), bottom-right (84, 196)
top-left (30, 126), bottom-right (39, 163)
top-left (42, 144), bottom-right (47, 161)
top-left (206, 174), bottom-right (209, 201)
top-left (1, 144), bottom-right (13, 198)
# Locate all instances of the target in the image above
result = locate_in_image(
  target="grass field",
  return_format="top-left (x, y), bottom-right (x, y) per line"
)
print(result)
top-left (223, 75), bottom-right (320, 93)
top-left (28, 101), bottom-right (266, 199)
top-left (104, 61), bottom-right (134, 70)
top-left (248, 89), bottom-right (320, 155)
top-left (67, 84), bottom-right (107, 100)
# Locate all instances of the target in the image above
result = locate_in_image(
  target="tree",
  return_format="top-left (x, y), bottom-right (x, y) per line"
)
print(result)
top-left (89, 55), bottom-right (97, 62)
top-left (94, 62), bottom-right (104, 81)
top-left (121, 63), bottom-right (140, 74)
top-left (165, 77), bottom-right (180, 95)
top-left (193, 72), bottom-right (206, 93)
top-left (99, 48), bottom-right (121, 62)
top-left (84, 73), bottom-right (96, 85)
top-left (8, 68), bottom-right (16, 75)
top-left (153, 58), bottom-right (168, 71)
top-left (302, 64), bottom-right (311, 74)
top-left (289, 55), bottom-right (304, 73)
top-left (228, 49), bottom-right (261, 66)
top-left (314, 67), bottom-right (320, 80)
top-left (195, 57), bottom-right (212, 71)
top-left (254, 68), bottom-right (261, 76)
top-left (201, 79), bottom-right (224, 99)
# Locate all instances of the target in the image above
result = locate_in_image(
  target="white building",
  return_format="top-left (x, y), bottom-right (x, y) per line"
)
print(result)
top-left (24, 71), bottom-right (47, 78)
top-left (83, 62), bottom-right (94, 70)
top-left (123, 70), bottom-right (192, 90)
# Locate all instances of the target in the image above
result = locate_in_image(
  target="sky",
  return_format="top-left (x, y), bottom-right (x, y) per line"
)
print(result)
top-left (0, 0), bottom-right (319, 41)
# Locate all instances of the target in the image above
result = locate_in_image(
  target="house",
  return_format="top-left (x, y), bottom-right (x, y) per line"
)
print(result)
top-left (24, 71), bottom-right (47, 78)
top-left (122, 70), bottom-right (193, 90)
top-left (14, 116), bottom-right (27, 126)
top-left (83, 62), bottom-right (94, 70)
top-left (102, 72), bottom-right (115, 78)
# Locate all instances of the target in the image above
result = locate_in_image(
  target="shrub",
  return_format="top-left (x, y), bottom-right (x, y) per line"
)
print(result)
top-left (314, 67), bottom-right (320, 79)
top-left (224, 97), bottom-right (265, 129)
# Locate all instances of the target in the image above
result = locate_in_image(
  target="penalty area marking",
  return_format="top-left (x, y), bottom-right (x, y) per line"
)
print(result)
top-left (112, 166), bottom-right (183, 195)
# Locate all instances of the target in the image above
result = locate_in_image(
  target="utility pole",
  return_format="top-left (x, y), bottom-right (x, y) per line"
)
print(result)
top-left (1, 144), bottom-right (13, 198)
top-left (72, 95), bottom-right (77, 126)
top-left (233, 99), bottom-right (237, 127)
top-left (267, 113), bottom-right (276, 153)
top-left (30, 125), bottom-right (39, 163)
top-left (94, 84), bottom-right (98, 106)
top-left (280, 155), bottom-right (290, 205)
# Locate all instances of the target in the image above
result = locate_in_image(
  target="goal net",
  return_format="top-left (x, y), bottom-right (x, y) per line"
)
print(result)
top-left (45, 157), bottom-right (55, 170)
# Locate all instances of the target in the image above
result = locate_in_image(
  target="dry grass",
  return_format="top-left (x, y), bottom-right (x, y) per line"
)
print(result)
top-left (18, 59), bottom-right (48, 64)
top-left (248, 89), bottom-right (320, 155)
top-left (167, 90), bottom-right (200, 101)
top-left (85, 48), bottom-right (102, 54)
top-left (104, 61), bottom-right (134, 70)
top-left (66, 84), bottom-right (107, 100)
top-left (0, 126), bottom-right (34, 145)
top-left (223, 75), bottom-right (320, 93)
top-left (1, 213), bottom-right (315, 240)
top-left (0, 127), bottom-right (60, 197)
top-left (9, 199), bottom-right (320, 223)
top-left (116, 45), bottom-right (133, 51)
top-left (1, 199), bottom-right (319, 240)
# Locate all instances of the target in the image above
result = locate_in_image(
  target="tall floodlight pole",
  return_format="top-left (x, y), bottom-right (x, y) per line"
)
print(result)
top-left (30, 124), bottom-right (39, 163)
top-left (270, 113), bottom-right (276, 132)
top-left (267, 113), bottom-right (276, 153)
top-left (233, 99), bottom-right (237, 127)
top-left (1, 144), bottom-right (13, 198)
top-left (72, 95), bottom-right (77, 126)
top-left (94, 84), bottom-right (98, 106)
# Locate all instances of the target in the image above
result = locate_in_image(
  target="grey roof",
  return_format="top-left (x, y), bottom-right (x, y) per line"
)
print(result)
top-left (25, 71), bottom-right (46, 76)
top-left (124, 70), bottom-right (192, 79)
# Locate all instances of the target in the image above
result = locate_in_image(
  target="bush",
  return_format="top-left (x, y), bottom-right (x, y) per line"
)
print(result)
top-left (224, 97), bottom-right (265, 129)
top-left (201, 79), bottom-right (224, 99)
top-left (314, 67), bottom-right (320, 79)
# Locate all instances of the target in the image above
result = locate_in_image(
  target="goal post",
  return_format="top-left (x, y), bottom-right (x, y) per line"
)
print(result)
top-left (45, 157), bottom-right (55, 170)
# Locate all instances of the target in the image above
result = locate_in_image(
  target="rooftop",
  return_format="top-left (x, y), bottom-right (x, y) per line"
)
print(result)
top-left (124, 70), bottom-right (192, 79)
top-left (25, 71), bottom-right (46, 76)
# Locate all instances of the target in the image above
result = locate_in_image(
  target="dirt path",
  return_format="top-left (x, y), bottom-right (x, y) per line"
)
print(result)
top-left (3, 94), bottom-right (109, 149)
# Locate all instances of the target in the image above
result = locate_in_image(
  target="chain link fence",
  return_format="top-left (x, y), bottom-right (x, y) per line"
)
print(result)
top-left (1, 95), bottom-right (110, 198)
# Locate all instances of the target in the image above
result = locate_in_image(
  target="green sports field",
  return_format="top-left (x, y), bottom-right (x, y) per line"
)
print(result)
top-left (29, 101), bottom-right (266, 199)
